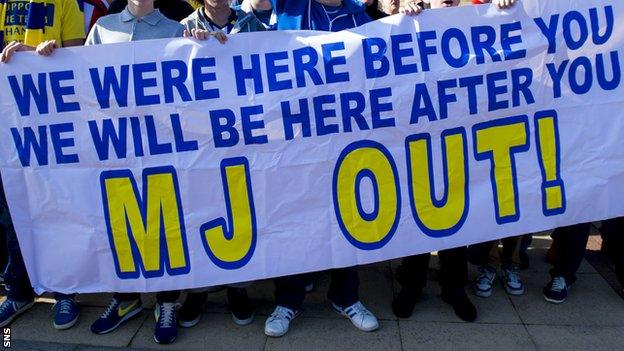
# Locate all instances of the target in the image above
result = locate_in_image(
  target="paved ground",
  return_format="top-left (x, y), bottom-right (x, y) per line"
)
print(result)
top-left (2, 231), bottom-right (624, 351)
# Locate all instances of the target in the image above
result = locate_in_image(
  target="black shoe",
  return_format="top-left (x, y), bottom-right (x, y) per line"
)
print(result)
top-left (392, 287), bottom-right (421, 318)
top-left (178, 292), bottom-right (208, 328)
top-left (227, 287), bottom-right (254, 326)
top-left (441, 289), bottom-right (477, 322)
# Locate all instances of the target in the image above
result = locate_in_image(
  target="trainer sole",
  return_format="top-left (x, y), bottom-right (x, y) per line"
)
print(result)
top-left (178, 316), bottom-right (201, 328)
top-left (232, 313), bottom-right (254, 326)
top-left (53, 315), bottom-right (79, 330)
top-left (543, 295), bottom-right (565, 304)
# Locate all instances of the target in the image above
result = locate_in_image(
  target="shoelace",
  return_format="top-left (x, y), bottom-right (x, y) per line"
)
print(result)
top-left (345, 302), bottom-right (372, 318)
top-left (268, 306), bottom-right (293, 322)
top-left (551, 277), bottom-right (566, 292)
top-left (101, 298), bottom-right (119, 318)
top-left (477, 267), bottom-right (495, 282)
top-left (504, 269), bottom-right (520, 283)
top-left (158, 304), bottom-right (175, 328)
top-left (57, 299), bottom-right (73, 314)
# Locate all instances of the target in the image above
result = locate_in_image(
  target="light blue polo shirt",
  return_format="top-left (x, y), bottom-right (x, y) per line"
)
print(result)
top-left (86, 8), bottom-right (185, 45)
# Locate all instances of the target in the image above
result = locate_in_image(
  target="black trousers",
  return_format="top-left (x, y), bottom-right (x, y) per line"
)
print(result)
top-left (470, 236), bottom-right (520, 269)
top-left (396, 247), bottom-right (468, 293)
top-left (550, 223), bottom-right (590, 284)
top-left (274, 267), bottom-right (359, 310)
top-left (600, 217), bottom-right (624, 287)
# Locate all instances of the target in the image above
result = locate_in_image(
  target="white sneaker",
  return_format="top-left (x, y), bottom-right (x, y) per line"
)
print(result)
top-left (502, 267), bottom-right (525, 295)
top-left (264, 306), bottom-right (299, 337)
top-left (332, 301), bottom-right (379, 332)
top-left (473, 266), bottom-right (496, 298)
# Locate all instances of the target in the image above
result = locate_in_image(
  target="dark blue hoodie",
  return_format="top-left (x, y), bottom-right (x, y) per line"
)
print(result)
top-left (270, 0), bottom-right (372, 31)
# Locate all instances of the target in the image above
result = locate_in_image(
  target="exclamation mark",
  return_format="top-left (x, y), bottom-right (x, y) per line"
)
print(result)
top-left (534, 110), bottom-right (566, 216)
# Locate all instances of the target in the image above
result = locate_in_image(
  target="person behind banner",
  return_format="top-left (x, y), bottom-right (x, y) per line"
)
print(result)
top-left (365, 0), bottom-right (399, 20)
top-left (0, 0), bottom-right (84, 59)
top-left (106, 0), bottom-right (195, 21)
top-left (181, 0), bottom-right (266, 35)
top-left (392, 0), bottom-right (517, 323)
top-left (80, 0), bottom-right (192, 345)
top-left (259, 0), bottom-right (379, 339)
top-left (172, 0), bottom-right (267, 331)
top-left (0, 0), bottom-right (85, 332)
top-left (239, 0), bottom-right (276, 29)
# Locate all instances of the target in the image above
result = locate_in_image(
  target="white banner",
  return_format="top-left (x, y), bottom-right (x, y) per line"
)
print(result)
top-left (0, 0), bottom-right (622, 294)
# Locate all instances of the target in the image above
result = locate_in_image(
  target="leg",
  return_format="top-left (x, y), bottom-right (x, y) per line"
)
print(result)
top-left (392, 253), bottom-right (431, 318)
top-left (0, 181), bottom-right (35, 327)
top-left (274, 273), bottom-right (309, 311)
top-left (601, 217), bottom-right (624, 288)
top-left (439, 247), bottom-right (477, 322)
top-left (471, 241), bottom-right (498, 298)
top-left (500, 236), bottom-right (525, 296)
top-left (328, 267), bottom-right (377, 332)
top-left (544, 223), bottom-right (590, 304)
top-left (265, 274), bottom-right (310, 337)
top-left (550, 223), bottom-right (590, 284)
top-left (327, 267), bottom-right (359, 308)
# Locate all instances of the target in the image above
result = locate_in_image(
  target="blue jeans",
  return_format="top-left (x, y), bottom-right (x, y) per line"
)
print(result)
top-left (1, 179), bottom-right (34, 302)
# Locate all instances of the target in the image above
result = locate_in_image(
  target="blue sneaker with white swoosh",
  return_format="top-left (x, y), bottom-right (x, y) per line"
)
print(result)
top-left (90, 298), bottom-right (142, 334)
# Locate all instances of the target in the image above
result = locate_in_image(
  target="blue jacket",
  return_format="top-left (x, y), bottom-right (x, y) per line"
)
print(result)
top-left (270, 0), bottom-right (372, 31)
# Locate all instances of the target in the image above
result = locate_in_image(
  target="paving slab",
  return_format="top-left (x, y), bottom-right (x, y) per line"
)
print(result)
top-left (526, 325), bottom-right (624, 351)
top-left (9, 303), bottom-right (148, 348)
top-left (510, 272), bottom-right (624, 326)
top-left (399, 321), bottom-right (537, 351)
top-left (9, 340), bottom-right (78, 351)
top-left (265, 316), bottom-right (401, 351)
top-left (130, 312), bottom-right (267, 351)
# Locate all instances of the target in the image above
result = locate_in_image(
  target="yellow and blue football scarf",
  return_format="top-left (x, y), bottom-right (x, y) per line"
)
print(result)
top-left (0, 0), bottom-right (52, 49)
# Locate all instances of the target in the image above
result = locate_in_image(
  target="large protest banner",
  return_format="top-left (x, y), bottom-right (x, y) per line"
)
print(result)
top-left (0, 0), bottom-right (622, 294)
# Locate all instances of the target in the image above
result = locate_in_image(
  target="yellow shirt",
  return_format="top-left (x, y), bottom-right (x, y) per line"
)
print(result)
top-left (0, 0), bottom-right (85, 49)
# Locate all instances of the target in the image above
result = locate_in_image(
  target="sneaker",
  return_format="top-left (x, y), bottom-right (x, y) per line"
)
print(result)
top-left (473, 266), bottom-right (496, 298)
top-left (90, 298), bottom-right (142, 334)
top-left (227, 287), bottom-right (254, 326)
top-left (441, 289), bottom-right (477, 322)
top-left (502, 267), bottom-right (525, 295)
top-left (154, 302), bottom-right (177, 344)
top-left (332, 301), bottom-right (379, 332)
top-left (392, 287), bottom-right (422, 318)
top-left (53, 296), bottom-right (80, 330)
top-left (178, 292), bottom-right (208, 328)
top-left (264, 306), bottom-right (300, 337)
top-left (543, 276), bottom-right (568, 304)
top-left (0, 299), bottom-right (34, 327)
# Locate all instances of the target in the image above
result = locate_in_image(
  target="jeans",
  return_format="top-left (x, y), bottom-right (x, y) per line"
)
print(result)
top-left (275, 267), bottom-right (359, 310)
